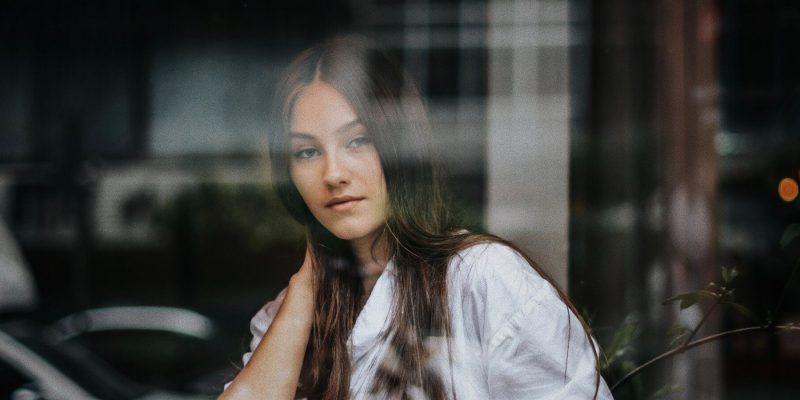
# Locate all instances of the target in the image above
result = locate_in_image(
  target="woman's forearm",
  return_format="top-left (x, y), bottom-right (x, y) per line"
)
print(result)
top-left (220, 274), bottom-right (314, 400)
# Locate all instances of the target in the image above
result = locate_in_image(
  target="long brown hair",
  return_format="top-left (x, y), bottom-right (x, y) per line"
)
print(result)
top-left (268, 35), bottom-right (600, 399)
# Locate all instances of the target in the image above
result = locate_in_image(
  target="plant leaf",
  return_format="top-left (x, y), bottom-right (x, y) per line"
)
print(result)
top-left (601, 316), bottom-right (639, 370)
top-left (620, 360), bottom-right (638, 374)
top-left (650, 384), bottom-right (685, 399)
top-left (667, 324), bottom-right (690, 346)
top-left (721, 266), bottom-right (740, 286)
top-left (724, 301), bottom-right (759, 323)
top-left (663, 290), bottom-right (718, 309)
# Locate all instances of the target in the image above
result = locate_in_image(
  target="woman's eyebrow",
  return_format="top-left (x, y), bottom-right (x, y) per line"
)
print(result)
top-left (289, 132), bottom-right (316, 141)
top-left (289, 119), bottom-right (363, 140)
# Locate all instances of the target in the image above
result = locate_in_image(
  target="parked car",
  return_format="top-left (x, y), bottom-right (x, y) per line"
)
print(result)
top-left (0, 320), bottom-right (215, 400)
top-left (47, 306), bottom-right (236, 395)
top-left (1, 218), bottom-right (232, 399)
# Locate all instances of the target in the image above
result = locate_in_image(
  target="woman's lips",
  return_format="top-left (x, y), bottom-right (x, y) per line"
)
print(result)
top-left (326, 198), bottom-right (363, 212)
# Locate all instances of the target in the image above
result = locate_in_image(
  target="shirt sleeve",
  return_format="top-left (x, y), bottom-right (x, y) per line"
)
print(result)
top-left (458, 243), bottom-right (613, 399)
top-left (222, 287), bottom-right (288, 391)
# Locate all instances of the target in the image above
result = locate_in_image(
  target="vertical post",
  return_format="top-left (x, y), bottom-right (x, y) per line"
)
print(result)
top-left (658, 0), bottom-right (721, 398)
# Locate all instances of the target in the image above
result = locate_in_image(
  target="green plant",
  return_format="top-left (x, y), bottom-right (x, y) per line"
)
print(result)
top-left (603, 224), bottom-right (800, 395)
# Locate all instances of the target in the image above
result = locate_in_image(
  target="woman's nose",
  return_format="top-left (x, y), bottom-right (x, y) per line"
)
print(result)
top-left (322, 152), bottom-right (351, 187)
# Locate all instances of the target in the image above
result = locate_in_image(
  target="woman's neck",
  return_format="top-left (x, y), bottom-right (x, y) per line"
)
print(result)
top-left (350, 232), bottom-right (389, 294)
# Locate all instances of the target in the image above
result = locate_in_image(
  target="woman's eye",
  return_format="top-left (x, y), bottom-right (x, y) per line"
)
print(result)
top-left (348, 136), bottom-right (372, 148)
top-left (293, 148), bottom-right (320, 159)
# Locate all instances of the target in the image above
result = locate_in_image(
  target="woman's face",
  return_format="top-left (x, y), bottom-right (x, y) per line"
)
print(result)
top-left (288, 80), bottom-right (389, 246)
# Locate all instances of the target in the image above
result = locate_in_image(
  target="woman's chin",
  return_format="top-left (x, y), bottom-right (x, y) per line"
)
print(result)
top-left (317, 225), bottom-right (355, 241)
top-left (325, 225), bottom-right (382, 244)
top-left (328, 230), bottom-right (362, 241)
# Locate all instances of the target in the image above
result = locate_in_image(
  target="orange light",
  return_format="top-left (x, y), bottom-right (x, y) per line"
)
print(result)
top-left (779, 177), bottom-right (799, 202)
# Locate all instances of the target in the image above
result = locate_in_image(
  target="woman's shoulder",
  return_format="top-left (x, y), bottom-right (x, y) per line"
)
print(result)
top-left (448, 241), bottom-right (550, 290)
top-left (450, 240), bottom-right (525, 266)
top-left (448, 241), bottom-right (612, 399)
top-left (446, 240), bottom-right (564, 320)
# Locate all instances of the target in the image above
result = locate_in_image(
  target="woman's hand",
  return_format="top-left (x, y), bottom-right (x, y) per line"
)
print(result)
top-left (219, 244), bottom-right (316, 400)
top-left (290, 244), bottom-right (315, 292)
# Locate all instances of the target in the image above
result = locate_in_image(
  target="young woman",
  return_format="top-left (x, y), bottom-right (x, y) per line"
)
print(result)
top-left (221, 36), bottom-right (612, 399)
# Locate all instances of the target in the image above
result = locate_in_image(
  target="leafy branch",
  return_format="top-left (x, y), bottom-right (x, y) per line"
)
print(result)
top-left (611, 323), bottom-right (800, 392)
top-left (606, 224), bottom-right (800, 394)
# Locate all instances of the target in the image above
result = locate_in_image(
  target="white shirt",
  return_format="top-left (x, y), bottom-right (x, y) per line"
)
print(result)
top-left (232, 242), bottom-right (613, 399)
